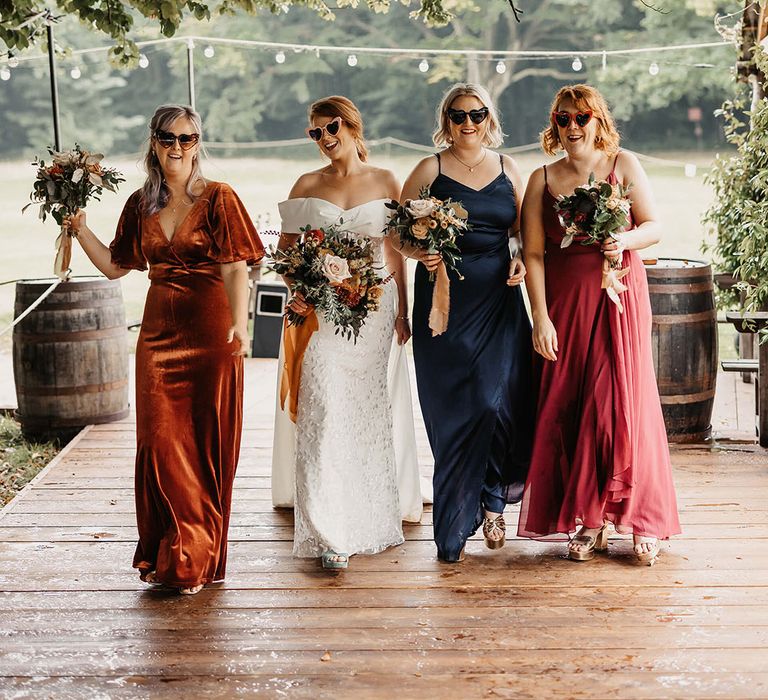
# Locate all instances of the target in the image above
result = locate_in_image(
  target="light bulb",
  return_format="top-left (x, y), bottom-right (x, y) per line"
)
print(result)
top-left (204, 45), bottom-right (215, 59)
top-left (347, 54), bottom-right (358, 67)
top-left (0, 67), bottom-right (10, 81)
top-left (571, 56), bottom-right (582, 72)
top-left (8, 55), bottom-right (19, 68)
top-left (138, 54), bottom-right (149, 69)
top-left (418, 58), bottom-right (429, 73)
top-left (648, 62), bottom-right (660, 76)
top-left (496, 60), bottom-right (506, 74)
top-left (275, 51), bottom-right (286, 64)
top-left (70, 66), bottom-right (81, 79)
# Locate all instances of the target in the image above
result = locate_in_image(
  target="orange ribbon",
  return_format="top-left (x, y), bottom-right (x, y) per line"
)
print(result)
top-left (54, 226), bottom-right (73, 281)
top-left (279, 311), bottom-right (320, 423)
top-left (386, 230), bottom-right (451, 336)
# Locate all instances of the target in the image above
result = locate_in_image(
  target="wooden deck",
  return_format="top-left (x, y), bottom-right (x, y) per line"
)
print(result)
top-left (1, 359), bottom-right (768, 699)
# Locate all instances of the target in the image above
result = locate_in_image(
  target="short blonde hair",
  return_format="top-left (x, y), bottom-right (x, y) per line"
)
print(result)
top-left (309, 95), bottom-right (369, 162)
top-left (432, 83), bottom-right (504, 148)
top-left (540, 84), bottom-right (620, 156)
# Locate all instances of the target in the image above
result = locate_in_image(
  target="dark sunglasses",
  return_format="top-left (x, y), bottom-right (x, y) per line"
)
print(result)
top-left (154, 130), bottom-right (200, 150)
top-left (552, 110), bottom-right (593, 128)
top-left (447, 107), bottom-right (489, 125)
top-left (306, 117), bottom-right (342, 142)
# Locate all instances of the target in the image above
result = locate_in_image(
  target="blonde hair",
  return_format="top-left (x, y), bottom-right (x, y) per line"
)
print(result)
top-left (309, 95), bottom-right (369, 162)
top-left (140, 104), bottom-right (204, 217)
top-left (540, 84), bottom-right (620, 156)
top-left (432, 83), bottom-right (504, 148)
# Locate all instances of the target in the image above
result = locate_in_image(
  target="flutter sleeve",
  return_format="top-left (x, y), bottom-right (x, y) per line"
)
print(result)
top-left (109, 191), bottom-right (148, 271)
top-left (208, 183), bottom-right (265, 265)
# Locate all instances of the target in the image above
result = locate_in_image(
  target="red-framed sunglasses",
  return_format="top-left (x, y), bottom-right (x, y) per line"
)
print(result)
top-left (552, 110), bottom-right (593, 128)
top-left (306, 117), bottom-right (342, 142)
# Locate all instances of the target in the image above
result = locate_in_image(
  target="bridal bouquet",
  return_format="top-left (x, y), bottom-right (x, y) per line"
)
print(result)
top-left (268, 223), bottom-right (391, 342)
top-left (24, 145), bottom-right (124, 280)
top-left (385, 187), bottom-right (469, 337)
top-left (554, 174), bottom-right (633, 312)
top-left (385, 187), bottom-right (468, 282)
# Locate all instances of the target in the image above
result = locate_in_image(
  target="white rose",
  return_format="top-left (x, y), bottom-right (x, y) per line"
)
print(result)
top-left (71, 168), bottom-right (84, 184)
top-left (321, 254), bottom-right (352, 285)
top-left (405, 198), bottom-right (435, 219)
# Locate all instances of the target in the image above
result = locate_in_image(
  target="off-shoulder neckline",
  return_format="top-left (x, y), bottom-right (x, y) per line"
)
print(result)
top-left (281, 197), bottom-right (389, 213)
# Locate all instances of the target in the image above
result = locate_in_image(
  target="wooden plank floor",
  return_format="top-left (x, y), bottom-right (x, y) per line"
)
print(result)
top-left (2, 359), bottom-right (768, 699)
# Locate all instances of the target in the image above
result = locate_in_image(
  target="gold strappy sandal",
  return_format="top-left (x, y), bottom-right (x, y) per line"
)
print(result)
top-left (482, 514), bottom-right (506, 550)
top-left (634, 538), bottom-right (660, 566)
top-left (568, 523), bottom-right (609, 562)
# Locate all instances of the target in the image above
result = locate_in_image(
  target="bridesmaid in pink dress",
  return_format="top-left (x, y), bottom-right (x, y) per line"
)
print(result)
top-left (518, 84), bottom-right (680, 564)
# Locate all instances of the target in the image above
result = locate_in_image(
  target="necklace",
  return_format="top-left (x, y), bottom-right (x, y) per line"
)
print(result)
top-left (168, 197), bottom-right (193, 215)
top-left (449, 147), bottom-right (486, 172)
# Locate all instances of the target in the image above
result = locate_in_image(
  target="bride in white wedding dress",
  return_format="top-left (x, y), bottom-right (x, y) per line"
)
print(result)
top-left (270, 96), bottom-right (424, 569)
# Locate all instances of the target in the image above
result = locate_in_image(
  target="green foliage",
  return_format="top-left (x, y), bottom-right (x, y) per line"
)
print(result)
top-left (0, 0), bottom-right (459, 66)
top-left (0, 415), bottom-right (59, 507)
top-left (703, 46), bottom-right (768, 313)
top-left (0, 1), bottom-right (736, 158)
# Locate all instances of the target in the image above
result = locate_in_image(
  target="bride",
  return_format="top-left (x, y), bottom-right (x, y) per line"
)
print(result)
top-left (270, 95), bottom-right (424, 569)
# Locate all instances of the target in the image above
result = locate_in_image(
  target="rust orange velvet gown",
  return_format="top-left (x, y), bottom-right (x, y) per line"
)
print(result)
top-left (109, 182), bottom-right (264, 587)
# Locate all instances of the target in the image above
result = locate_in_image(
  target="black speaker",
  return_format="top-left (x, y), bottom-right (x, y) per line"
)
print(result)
top-left (251, 280), bottom-right (288, 358)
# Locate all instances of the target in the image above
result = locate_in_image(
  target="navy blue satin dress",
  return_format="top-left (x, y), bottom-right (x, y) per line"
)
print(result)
top-left (412, 153), bottom-right (534, 562)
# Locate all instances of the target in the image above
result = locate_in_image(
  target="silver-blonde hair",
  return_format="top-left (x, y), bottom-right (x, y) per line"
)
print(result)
top-left (140, 104), bottom-right (204, 216)
top-left (432, 83), bottom-right (504, 148)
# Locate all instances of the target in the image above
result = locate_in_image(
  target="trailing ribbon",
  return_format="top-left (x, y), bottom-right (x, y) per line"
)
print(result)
top-left (53, 226), bottom-right (73, 281)
top-left (387, 230), bottom-right (451, 336)
top-left (602, 255), bottom-right (630, 313)
top-left (279, 310), bottom-right (320, 423)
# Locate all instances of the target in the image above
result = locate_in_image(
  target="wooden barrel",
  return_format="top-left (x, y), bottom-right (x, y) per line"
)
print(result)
top-left (644, 259), bottom-right (718, 443)
top-left (12, 277), bottom-right (129, 442)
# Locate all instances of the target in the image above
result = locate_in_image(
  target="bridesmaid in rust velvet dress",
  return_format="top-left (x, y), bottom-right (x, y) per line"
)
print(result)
top-left (518, 85), bottom-right (680, 565)
top-left (68, 105), bottom-right (264, 594)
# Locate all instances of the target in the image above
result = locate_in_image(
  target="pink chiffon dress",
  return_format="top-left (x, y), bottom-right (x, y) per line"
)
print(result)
top-left (518, 158), bottom-right (681, 540)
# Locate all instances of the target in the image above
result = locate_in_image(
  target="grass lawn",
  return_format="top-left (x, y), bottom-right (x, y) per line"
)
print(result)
top-left (0, 415), bottom-right (60, 507)
top-left (0, 149), bottom-right (719, 353)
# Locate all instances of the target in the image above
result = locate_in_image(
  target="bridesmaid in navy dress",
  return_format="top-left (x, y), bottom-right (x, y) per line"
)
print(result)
top-left (399, 83), bottom-right (534, 563)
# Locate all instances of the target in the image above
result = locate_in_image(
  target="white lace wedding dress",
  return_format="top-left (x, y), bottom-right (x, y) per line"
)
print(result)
top-left (271, 197), bottom-right (425, 557)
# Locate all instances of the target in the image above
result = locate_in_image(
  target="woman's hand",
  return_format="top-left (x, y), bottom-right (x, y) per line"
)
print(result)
top-left (532, 316), bottom-right (558, 362)
top-left (507, 256), bottom-right (526, 286)
top-left (287, 290), bottom-right (314, 317)
top-left (601, 233), bottom-right (625, 264)
top-left (394, 317), bottom-right (411, 345)
top-left (63, 209), bottom-right (86, 237)
top-left (227, 324), bottom-right (250, 356)
top-left (419, 252), bottom-right (443, 273)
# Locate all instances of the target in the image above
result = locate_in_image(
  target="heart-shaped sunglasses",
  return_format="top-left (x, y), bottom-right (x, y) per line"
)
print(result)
top-left (306, 117), bottom-right (342, 142)
top-left (447, 107), bottom-right (489, 125)
top-left (153, 130), bottom-right (200, 150)
top-left (552, 110), bottom-right (593, 128)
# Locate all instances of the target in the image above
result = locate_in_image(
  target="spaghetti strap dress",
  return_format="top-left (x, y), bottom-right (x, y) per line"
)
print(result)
top-left (110, 182), bottom-right (264, 587)
top-left (412, 153), bottom-right (534, 562)
top-left (518, 157), bottom-right (681, 540)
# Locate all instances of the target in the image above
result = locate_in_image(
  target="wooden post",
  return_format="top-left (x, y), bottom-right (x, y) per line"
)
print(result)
top-left (760, 338), bottom-right (768, 447)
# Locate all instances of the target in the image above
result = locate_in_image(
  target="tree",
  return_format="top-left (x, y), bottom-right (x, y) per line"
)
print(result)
top-left (0, 0), bottom-right (458, 64)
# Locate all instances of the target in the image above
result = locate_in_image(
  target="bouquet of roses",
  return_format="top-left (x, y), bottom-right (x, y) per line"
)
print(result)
top-left (385, 187), bottom-right (469, 337)
top-left (268, 222), bottom-right (391, 342)
top-left (385, 186), bottom-right (468, 282)
top-left (554, 173), bottom-right (633, 312)
top-left (24, 144), bottom-right (124, 280)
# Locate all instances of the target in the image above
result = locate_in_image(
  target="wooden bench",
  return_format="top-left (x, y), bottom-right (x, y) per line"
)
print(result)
top-left (721, 359), bottom-right (759, 373)
top-left (726, 312), bottom-right (768, 447)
